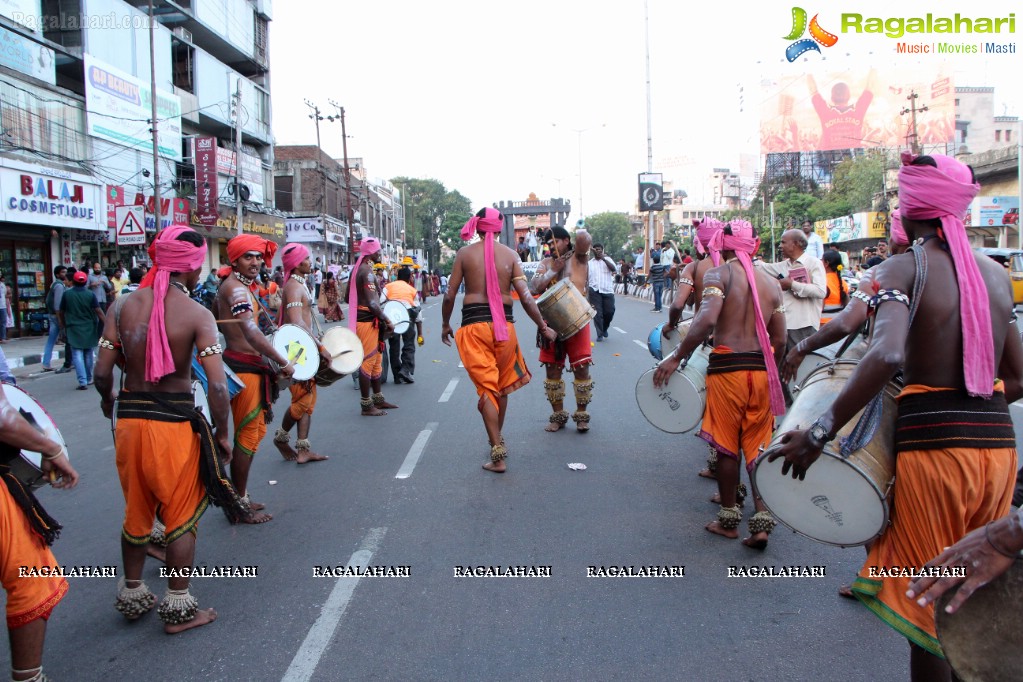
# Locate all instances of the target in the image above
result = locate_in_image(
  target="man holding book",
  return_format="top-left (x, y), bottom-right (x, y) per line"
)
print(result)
top-left (756, 229), bottom-right (826, 405)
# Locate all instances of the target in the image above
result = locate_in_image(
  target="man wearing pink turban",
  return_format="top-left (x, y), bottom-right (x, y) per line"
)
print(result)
top-left (271, 243), bottom-right (329, 464)
top-left (347, 236), bottom-right (398, 415)
top-left (654, 220), bottom-right (787, 549)
top-left (95, 227), bottom-right (251, 633)
top-left (771, 154), bottom-right (1023, 678)
top-left (442, 207), bottom-right (557, 472)
top-left (214, 234), bottom-right (294, 523)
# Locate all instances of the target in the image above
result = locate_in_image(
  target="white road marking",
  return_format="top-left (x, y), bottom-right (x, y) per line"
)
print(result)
top-left (281, 527), bottom-right (387, 682)
top-left (633, 339), bottom-right (647, 349)
top-left (439, 379), bottom-right (458, 402)
top-left (613, 326), bottom-right (627, 334)
top-left (395, 422), bottom-right (437, 479)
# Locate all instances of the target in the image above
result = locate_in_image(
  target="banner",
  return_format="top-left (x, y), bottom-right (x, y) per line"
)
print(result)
top-left (760, 66), bottom-right (955, 153)
top-left (194, 136), bottom-right (218, 226)
top-left (0, 25), bottom-right (55, 84)
top-left (966, 196), bottom-right (1020, 227)
top-left (638, 172), bottom-right (664, 212)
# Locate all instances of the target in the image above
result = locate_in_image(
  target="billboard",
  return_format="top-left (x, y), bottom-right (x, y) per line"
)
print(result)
top-left (966, 196), bottom-right (1020, 227)
top-left (760, 66), bottom-right (955, 153)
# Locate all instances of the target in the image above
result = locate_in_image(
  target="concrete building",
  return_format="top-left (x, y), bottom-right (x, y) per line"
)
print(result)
top-left (954, 87), bottom-right (1019, 156)
top-left (274, 145), bottom-right (351, 263)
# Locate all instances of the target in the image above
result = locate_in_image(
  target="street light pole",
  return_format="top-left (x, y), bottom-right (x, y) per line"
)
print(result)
top-left (552, 123), bottom-right (604, 225)
top-left (327, 101), bottom-right (356, 264)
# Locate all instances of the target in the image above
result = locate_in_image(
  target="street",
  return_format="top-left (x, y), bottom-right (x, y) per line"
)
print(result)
top-left (1, 292), bottom-right (964, 681)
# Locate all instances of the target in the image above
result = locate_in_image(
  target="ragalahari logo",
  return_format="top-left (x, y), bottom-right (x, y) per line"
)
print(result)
top-left (784, 7), bottom-right (838, 61)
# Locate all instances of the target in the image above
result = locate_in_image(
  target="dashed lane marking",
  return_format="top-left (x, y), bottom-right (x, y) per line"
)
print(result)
top-left (395, 422), bottom-right (437, 479)
top-left (439, 379), bottom-right (458, 402)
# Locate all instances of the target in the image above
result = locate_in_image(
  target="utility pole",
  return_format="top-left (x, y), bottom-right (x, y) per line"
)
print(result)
top-left (643, 0), bottom-right (655, 274)
top-left (327, 100), bottom-right (356, 264)
top-left (147, 0), bottom-right (161, 230)
top-left (900, 91), bottom-right (929, 155)
top-left (232, 80), bottom-right (244, 235)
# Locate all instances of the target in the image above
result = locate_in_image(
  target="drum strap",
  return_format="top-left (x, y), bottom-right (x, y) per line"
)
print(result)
top-left (0, 456), bottom-right (61, 545)
top-left (116, 392), bottom-right (253, 524)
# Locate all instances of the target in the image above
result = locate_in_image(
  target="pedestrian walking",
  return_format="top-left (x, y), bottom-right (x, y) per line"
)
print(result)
top-left (58, 271), bottom-right (105, 389)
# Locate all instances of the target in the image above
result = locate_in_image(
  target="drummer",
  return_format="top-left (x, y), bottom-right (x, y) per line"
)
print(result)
top-left (1, 387), bottom-right (78, 682)
top-left (272, 243), bottom-right (330, 464)
top-left (770, 154), bottom-right (1022, 679)
top-left (347, 237), bottom-right (398, 415)
top-left (664, 217), bottom-right (723, 480)
top-left (382, 263), bottom-right (424, 384)
top-left (653, 220), bottom-right (786, 549)
top-left (214, 234), bottom-right (295, 522)
top-left (530, 225), bottom-right (595, 432)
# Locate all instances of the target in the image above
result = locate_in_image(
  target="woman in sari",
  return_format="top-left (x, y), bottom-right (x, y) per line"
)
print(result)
top-left (321, 271), bottom-right (343, 322)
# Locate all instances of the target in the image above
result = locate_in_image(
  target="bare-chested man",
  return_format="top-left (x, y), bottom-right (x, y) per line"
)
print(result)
top-left (530, 226), bottom-right (594, 432)
top-left (271, 244), bottom-right (330, 463)
top-left (346, 237), bottom-right (397, 415)
top-left (442, 207), bottom-right (558, 472)
top-left (96, 226), bottom-right (247, 633)
top-left (654, 220), bottom-right (786, 549)
top-left (214, 235), bottom-right (294, 522)
top-left (771, 154), bottom-right (1023, 680)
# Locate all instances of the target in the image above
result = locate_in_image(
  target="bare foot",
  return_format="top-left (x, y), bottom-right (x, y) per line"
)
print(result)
top-left (164, 608), bottom-right (217, 634)
top-left (545, 421), bottom-right (564, 432)
top-left (238, 510), bottom-right (273, 524)
top-left (741, 531), bottom-right (769, 550)
top-left (838, 584), bottom-right (856, 600)
top-left (146, 543), bottom-right (167, 563)
top-left (361, 407), bottom-right (387, 416)
top-left (246, 500), bottom-right (266, 511)
top-left (710, 493), bottom-right (720, 504)
top-left (576, 422), bottom-right (590, 433)
top-left (296, 449), bottom-right (328, 464)
top-left (375, 400), bottom-right (399, 409)
top-left (705, 520), bottom-right (739, 539)
top-left (274, 440), bottom-right (298, 461)
top-left (698, 468), bottom-right (717, 479)
top-left (482, 460), bottom-right (506, 473)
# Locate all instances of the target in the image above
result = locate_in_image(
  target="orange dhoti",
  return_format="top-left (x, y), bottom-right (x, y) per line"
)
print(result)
top-left (356, 319), bottom-right (383, 380)
top-left (455, 319), bottom-right (531, 410)
top-left (852, 384), bottom-right (1017, 657)
top-left (1, 483), bottom-right (68, 628)
top-left (231, 371), bottom-right (267, 457)
top-left (697, 347), bottom-right (774, 471)
top-left (115, 413), bottom-right (208, 546)
top-left (289, 380), bottom-right (317, 419)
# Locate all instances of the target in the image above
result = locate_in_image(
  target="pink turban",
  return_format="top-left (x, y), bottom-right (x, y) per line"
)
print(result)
top-left (347, 237), bottom-right (382, 331)
top-left (709, 220), bottom-right (785, 415)
top-left (899, 153), bottom-right (990, 397)
top-left (694, 218), bottom-right (724, 266)
top-left (889, 211), bottom-right (909, 246)
top-left (139, 224), bottom-right (192, 290)
top-left (145, 228), bottom-right (206, 383)
top-left (461, 208), bottom-right (508, 341)
top-left (281, 243), bottom-right (309, 284)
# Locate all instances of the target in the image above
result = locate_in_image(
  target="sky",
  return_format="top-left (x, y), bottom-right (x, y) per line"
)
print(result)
top-left (269, 1), bottom-right (1021, 223)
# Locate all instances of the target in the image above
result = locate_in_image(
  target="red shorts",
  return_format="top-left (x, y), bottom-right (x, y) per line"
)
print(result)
top-left (539, 323), bottom-right (592, 370)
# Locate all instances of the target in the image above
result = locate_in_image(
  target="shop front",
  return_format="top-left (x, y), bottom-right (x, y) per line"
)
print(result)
top-left (198, 207), bottom-right (287, 272)
top-left (0, 159), bottom-right (105, 336)
top-left (285, 215), bottom-right (349, 266)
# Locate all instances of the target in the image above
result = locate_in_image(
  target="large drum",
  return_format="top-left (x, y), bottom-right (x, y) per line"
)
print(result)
top-left (635, 345), bottom-right (711, 434)
top-left (537, 279), bottom-right (595, 341)
top-left (936, 560), bottom-right (1023, 682)
top-left (753, 360), bottom-right (899, 547)
top-left (382, 300), bottom-right (410, 335)
top-left (1, 384), bottom-right (69, 490)
top-left (316, 326), bottom-right (365, 387)
top-left (191, 355), bottom-right (246, 399)
top-left (792, 336), bottom-right (868, 389)
top-left (647, 318), bottom-right (693, 361)
top-left (270, 324), bottom-right (320, 381)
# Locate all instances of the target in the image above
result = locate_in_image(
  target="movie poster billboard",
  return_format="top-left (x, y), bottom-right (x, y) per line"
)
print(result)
top-left (760, 66), bottom-right (954, 153)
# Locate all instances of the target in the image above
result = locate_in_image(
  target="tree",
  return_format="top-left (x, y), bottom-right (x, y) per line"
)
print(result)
top-left (390, 177), bottom-right (472, 269)
top-left (828, 153), bottom-right (885, 213)
top-left (582, 212), bottom-right (632, 261)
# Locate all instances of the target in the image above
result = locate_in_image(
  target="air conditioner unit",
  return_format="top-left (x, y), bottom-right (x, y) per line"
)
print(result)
top-left (173, 27), bottom-right (192, 43)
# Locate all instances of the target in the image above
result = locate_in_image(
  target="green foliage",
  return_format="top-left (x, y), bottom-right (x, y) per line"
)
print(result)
top-left (829, 153), bottom-right (885, 213)
top-left (390, 177), bottom-right (472, 268)
top-left (581, 212), bottom-right (632, 259)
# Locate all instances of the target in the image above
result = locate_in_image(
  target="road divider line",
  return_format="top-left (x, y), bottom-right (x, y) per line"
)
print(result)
top-left (395, 422), bottom-right (437, 479)
top-left (439, 379), bottom-right (458, 402)
top-left (281, 527), bottom-right (387, 682)
top-left (633, 339), bottom-right (646, 349)
top-left (613, 326), bottom-right (627, 334)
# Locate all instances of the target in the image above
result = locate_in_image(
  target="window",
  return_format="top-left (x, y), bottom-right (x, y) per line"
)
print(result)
top-left (172, 38), bottom-right (195, 93)
top-left (1007, 129), bottom-right (1013, 143)
top-left (995, 130), bottom-right (1002, 142)
top-left (254, 15), bottom-right (268, 65)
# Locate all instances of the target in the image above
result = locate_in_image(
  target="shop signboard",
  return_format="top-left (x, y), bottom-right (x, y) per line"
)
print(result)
top-left (966, 196), bottom-right (1020, 227)
top-left (194, 136), bottom-right (218, 226)
top-left (0, 163), bottom-right (104, 231)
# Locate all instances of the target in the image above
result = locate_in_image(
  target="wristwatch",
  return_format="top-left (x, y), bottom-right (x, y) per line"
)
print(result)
top-left (808, 419), bottom-right (833, 448)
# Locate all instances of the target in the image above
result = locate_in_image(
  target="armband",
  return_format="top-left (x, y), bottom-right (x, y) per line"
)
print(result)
top-left (511, 275), bottom-right (527, 284)
top-left (872, 289), bottom-right (910, 309)
top-left (198, 344), bottom-right (223, 358)
top-left (98, 337), bottom-right (119, 350)
top-left (231, 301), bottom-right (253, 317)
top-left (851, 290), bottom-right (873, 305)
top-left (703, 286), bottom-right (725, 299)
top-left (285, 301), bottom-right (304, 309)
top-left (678, 278), bottom-right (695, 287)
top-left (772, 305), bottom-right (785, 316)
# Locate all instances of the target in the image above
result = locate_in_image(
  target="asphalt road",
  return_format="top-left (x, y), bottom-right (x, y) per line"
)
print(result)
top-left (6, 291), bottom-right (1007, 681)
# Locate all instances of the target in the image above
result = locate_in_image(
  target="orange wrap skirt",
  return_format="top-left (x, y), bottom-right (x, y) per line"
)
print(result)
top-left (357, 320), bottom-right (383, 380)
top-left (232, 371), bottom-right (267, 457)
top-left (289, 380), bottom-right (317, 419)
top-left (697, 347), bottom-right (774, 471)
top-left (455, 321), bottom-right (531, 410)
top-left (1, 484), bottom-right (68, 628)
top-left (116, 417), bottom-right (208, 546)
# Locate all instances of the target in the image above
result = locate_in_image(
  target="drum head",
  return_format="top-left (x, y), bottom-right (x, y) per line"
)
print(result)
top-left (937, 561), bottom-right (1023, 682)
top-left (272, 324), bottom-right (319, 381)
top-left (383, 300), bottom-right (410, 334)
top-left (635, 367), bottom-right (704, 434)
top-left (2, 384), bottom-right (68, 489)
top-left (647, 324), bottom-right (681, 362)
top-left (752, 449), bottom-right (888, 547)
top-left (320, 326), bottom-right (364, 376)
top-left (192, 380), bottom-right (211, 422)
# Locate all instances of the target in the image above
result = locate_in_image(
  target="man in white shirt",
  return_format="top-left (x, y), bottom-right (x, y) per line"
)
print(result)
top-left (587, 243), bottom-right (618, 341)
top-left (801, 220), bottom-right (824, 259)
top-left (527, 229), bottom-right (538, 261)
top-left (756, 229), bottom-right (826, 404)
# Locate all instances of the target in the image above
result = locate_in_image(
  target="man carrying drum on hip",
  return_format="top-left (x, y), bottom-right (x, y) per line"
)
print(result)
top-left (1, 389), bottom-right (77, 682)
top-left (347, 237), bottom-right (397, 415)
top-left (215, 235), bottom-right (295, 522)
top-left (272, 243), bottom-right (330, 464)
top-left (654, 220), bottom-right (786, 549)
top-left (530, 225), bottom-right (594, 433)
top-left (770, 154), bottom-right (1023, 680)
top-left (442, 207), bottom-right (556, 471)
